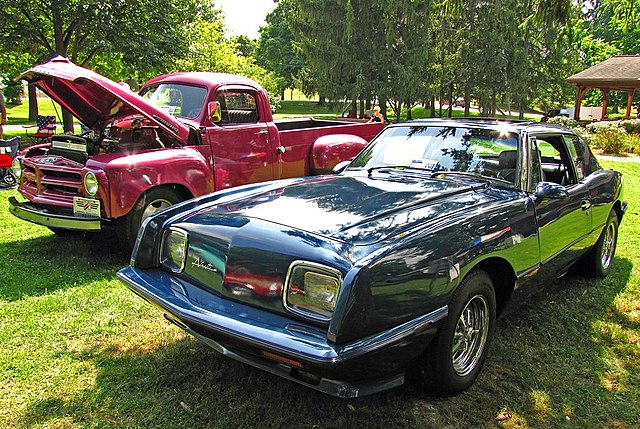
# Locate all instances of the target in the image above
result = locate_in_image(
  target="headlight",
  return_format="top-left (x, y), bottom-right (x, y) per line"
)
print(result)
top-left (84, 171), bottom-right (99, 196)
top-left (11, 158), bottom-right (22, 180)
top-left (160, 227), bottom-right (188, 273)
top-left (284, 261), bottom-right (342, 322)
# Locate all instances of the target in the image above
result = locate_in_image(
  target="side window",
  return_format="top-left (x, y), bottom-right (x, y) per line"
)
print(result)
top-left (563, 135), bottom-right (585, 180)
top-left (215, 89), bottom-right (259, 125)
top-left (535, 135), bottom-right (576, 186)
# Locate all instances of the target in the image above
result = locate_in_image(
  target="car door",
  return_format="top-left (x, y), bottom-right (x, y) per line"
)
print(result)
top-left (205, 86), bottom-right (276, 190)
top-left (531, 133), bottom-right (592, 273)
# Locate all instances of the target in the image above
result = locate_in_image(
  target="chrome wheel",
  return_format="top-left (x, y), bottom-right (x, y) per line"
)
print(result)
top-left (600, 222), bottom-right (616, 271)
top-left (140, 198), bottom-right (173, 224)
top-left (452, 294), bottom-right (490, 377)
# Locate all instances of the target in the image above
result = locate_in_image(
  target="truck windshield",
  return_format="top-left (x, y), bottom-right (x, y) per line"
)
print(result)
top-left (139, 83), bottom-right (207, 119)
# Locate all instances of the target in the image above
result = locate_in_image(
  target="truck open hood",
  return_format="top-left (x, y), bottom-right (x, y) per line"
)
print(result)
top-left (18, 56), bottom-right (191, 144)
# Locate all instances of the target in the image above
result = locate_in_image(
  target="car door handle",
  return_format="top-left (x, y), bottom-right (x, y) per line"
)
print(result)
top-left (581, 200), bottom-right (592, 211)
top-left (277, 146), bottom-right (286, 154)
top-left (259, 130), bottom-right (269, 135)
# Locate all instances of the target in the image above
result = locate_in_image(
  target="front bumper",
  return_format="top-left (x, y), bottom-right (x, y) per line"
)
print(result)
top-left (9, 196), bottom-right (102, 231)
top-left (117, 265), bottom-right (448, 398)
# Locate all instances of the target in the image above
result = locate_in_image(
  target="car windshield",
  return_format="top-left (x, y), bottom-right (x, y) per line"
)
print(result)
top-left (350, 125), bottom-right (520, 183)
top-left (139, 83), bottom-right (207, 119)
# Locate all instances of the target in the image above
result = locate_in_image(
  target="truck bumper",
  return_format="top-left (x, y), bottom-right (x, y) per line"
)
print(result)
top-left (8, 196), bottom-right (102, 231)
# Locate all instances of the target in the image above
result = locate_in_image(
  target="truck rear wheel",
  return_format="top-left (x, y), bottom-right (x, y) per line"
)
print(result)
top-left (117, 187), bottom-right (185, 250)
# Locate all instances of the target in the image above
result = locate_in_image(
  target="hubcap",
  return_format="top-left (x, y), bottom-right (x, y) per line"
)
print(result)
top-left (452, 294), bottom-right (490, 377)
top-left (600, 222), bottom-right (616, 270)
top-left (140, 198), bottom-right (173, 225)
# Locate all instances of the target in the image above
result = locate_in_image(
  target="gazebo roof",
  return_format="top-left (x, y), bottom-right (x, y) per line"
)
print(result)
top-left (567, 55), bottom-right (640, 91)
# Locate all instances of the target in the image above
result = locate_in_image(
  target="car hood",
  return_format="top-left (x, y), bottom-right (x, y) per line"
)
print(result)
top-left (17, 56), bottom-right (190, 144)
top-left (179, 173), bottom-right (499, 246)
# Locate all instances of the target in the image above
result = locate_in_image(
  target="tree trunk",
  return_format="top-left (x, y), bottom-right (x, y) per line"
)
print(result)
top-left (62, 108), bottom-right (74, 133)
top-left (464, 85), bottom-right (471, 117)
top-left (430, 95), bottom-right (436, 118)
top-left (28, 86), bottom-right (38, 122)
top-left (319, 95), bottom-right (326, 106)
top-left (406, 101), bottom-right (412, 120)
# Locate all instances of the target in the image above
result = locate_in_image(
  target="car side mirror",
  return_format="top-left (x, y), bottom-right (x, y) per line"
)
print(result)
top-left (208, 101), bottom-right (222, 123)
top-left (332, 160), bottom-right (351, 174)
top-left (535, 181), bottom-right (569, 199)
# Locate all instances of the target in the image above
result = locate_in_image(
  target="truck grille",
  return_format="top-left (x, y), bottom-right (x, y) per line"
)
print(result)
top-left (21, 157), bottom-right (84, 200)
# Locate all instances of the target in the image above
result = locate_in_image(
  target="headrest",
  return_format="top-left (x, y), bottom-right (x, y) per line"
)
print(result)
top-left (498, 150), bottom-right (518, 169)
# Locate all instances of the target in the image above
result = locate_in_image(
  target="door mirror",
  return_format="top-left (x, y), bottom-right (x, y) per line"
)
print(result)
top-left (332, 160), bottom-right (351, 174)
top-left (535, 181), bottom-right (569, 199)
top-left (208, 101), bottom-right (222, 123)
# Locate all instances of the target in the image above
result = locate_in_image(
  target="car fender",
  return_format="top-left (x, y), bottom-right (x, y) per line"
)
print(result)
top-left (310, 134), bottom-right (368, 174)
top-left (93, 147), bottom-right (214, 218)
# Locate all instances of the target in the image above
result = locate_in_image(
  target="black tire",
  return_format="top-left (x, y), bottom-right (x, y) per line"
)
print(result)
top-left (116, 187), bottom-right (184, 250)
top-left (583, 210), bottom-right (619, 278)
top-left (423, 269), bottom-right (496, 396)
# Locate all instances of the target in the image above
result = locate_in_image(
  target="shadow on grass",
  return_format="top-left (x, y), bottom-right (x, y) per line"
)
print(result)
top-left (0, 231), bottom-right (129, 301)
top-left (15, 257), bottom-right (638, 429)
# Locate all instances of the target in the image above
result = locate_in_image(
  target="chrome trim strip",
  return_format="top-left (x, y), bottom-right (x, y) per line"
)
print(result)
top-left (335, 306), bottom-right (448, 361)
top-left (8, 196), bottom-right (102, 231)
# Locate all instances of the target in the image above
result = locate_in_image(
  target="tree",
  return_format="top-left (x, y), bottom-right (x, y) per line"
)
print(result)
top-left (256, 0), bottom-right (305, 99)
top-left (0, 0), bottom-right (207, 130)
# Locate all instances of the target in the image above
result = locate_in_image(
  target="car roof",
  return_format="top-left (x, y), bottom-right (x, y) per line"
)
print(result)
top-left (388, 118), bottom-right (575, 135)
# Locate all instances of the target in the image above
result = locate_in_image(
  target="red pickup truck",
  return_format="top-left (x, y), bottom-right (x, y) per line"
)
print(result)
top-left (9, 57), bottom-right (383, 248)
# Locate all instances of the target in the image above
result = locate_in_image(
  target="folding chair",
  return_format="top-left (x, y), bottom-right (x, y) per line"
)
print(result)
top-left (0, 136), bottom-right (20, 188)
top-left (23, 115), bottom-right (56, 145)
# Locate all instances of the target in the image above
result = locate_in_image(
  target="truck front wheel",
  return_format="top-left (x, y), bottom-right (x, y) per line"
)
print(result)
top-left (117, 187), bottom-right (185, 250)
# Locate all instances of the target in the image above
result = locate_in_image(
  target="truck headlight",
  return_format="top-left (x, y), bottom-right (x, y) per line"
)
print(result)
top-left (160, 227), bottom-right (188, 273)
top-left (284, 261), bottom-right (342, 322)
top-left (11, 158), bottom-right (22, 180)
top-left (84, 171), bottom-right (99, 196)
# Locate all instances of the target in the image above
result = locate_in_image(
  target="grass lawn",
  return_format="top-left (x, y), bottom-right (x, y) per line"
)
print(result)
top-left (0, 161), bottom-right (638, 428)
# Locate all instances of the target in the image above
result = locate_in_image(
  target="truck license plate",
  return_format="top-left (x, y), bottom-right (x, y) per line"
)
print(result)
top-left (73, 197), bottom-right (100, 218)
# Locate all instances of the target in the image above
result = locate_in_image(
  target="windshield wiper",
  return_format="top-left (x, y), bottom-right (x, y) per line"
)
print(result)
top-left (367, 165), bottom-right (433, 178)
top-left (431, 171), bottom-right (511, 185)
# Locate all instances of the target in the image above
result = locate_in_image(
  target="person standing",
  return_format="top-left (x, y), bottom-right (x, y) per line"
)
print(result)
top-left (0, 88), bottom-right (6, 139)
top-left (368, 105), bottom-right (385, 125)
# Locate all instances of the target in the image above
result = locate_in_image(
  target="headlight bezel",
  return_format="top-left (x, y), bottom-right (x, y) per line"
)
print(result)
top-left (83, 171), bottom-right (99, 196)
top-left (160, 227), bottom-right (189, 273)
top-left (11, 158), bottom-right (22, 181)
top-left (283, 260), bottom-right (343, 323)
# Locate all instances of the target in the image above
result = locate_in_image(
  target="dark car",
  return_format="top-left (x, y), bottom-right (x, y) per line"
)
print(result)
top-left (118, 118), bottom-right (625, 398)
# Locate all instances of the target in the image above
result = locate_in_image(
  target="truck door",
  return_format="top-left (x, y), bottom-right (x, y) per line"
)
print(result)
top-left (532, 134), bottom-right (592, 273)
top-left (206, 87), bottom-right (277, 190)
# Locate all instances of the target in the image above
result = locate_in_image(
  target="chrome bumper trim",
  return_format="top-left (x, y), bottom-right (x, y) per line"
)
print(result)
top-left (8, 196), bottom-right (102, 231)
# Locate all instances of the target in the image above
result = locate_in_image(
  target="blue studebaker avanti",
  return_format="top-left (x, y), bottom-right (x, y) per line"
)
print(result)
top-left (118, 118), bottom-right (625, 398)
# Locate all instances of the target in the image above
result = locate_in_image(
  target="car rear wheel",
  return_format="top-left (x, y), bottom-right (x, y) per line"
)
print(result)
top-left (117, 187), bottom-right (185, 250)
top-left (583, 210), bottom-right (618, 278)
top-left (422, 269), bottom-right (496, 396)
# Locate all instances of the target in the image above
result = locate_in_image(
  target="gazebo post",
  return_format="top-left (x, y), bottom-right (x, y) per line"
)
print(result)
top-left (574, 85), bottom-right (589, 120)
top-left (600, 89), bottom-right (609, 120)
top-left (625, 91), bottom-right (635, 120)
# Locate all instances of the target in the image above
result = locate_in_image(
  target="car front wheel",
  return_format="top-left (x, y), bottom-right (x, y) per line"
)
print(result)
top-left (422, 269), bottom-right (496, 396)
top-left (117, 187), bottom-right (185, 250)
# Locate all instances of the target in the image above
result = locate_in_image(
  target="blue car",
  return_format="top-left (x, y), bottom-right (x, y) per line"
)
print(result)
top-left (118, 118), bottom-right (625, 398)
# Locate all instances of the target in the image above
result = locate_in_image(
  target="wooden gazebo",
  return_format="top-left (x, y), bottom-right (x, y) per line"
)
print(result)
top-left (566, 55), bottom-right (640, 120)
